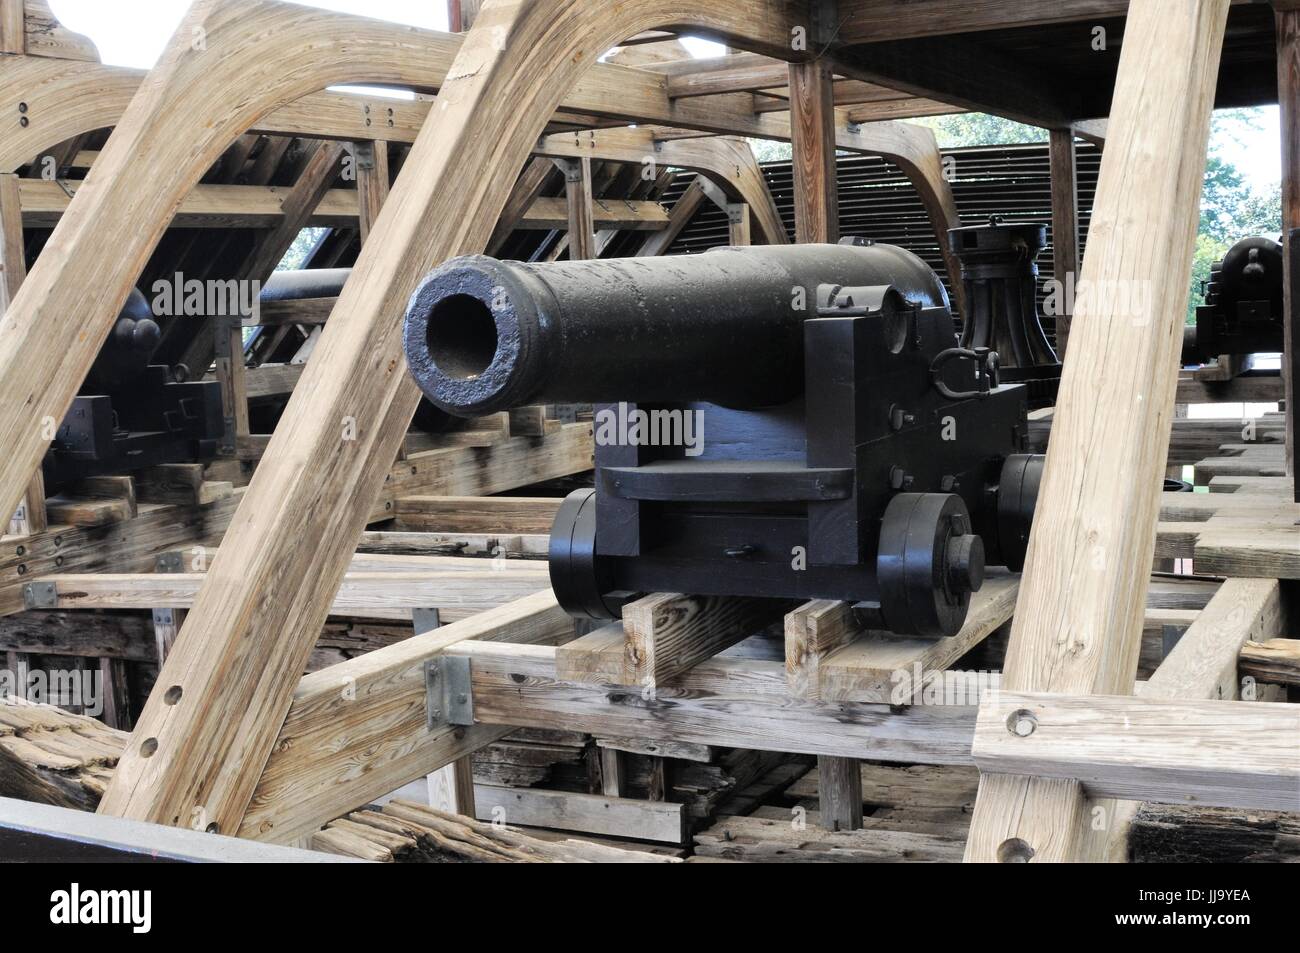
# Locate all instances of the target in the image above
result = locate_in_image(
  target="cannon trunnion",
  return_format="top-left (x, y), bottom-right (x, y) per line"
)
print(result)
top-left (404, 242), bottom-right (1042, 638)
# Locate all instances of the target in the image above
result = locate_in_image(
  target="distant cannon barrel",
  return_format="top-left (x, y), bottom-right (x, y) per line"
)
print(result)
top-left (402, 242), bottom-right (948, 417)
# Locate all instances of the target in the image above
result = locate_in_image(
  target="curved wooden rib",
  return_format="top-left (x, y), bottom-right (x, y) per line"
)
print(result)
top-left (20, 0), bottom-right (100, 61)
top-left (0, 58), bottom-right (138, 172)
top-left (840, 118), bottom-right (967, 316)
top-left (537, 129), bottom-right (788, 244)
top-left (63, 0), bottom-right (805, 835)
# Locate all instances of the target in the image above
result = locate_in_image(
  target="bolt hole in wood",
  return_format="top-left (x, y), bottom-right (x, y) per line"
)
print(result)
top-left (163, 686), bottom-right (183, 706)
top-left (1006, 709), bottom-right (1038, 737)
top-left (140, 737), bottom-right (159, 758)
top-left (997, 838), bottom-right (1035, 863)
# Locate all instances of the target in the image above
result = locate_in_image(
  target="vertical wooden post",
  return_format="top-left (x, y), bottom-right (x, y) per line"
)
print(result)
top-left (790, 56), bottom-right (856, 831)
top-left (599, 746), bottom-right (625, 797)
top-left (818, 756), bottom-right (863, 832)
top-left (0, 0), bottom-right (24, 55)
top-left (788, 61), bottom-right (838, 244)
top-left (427, 758), bottom-right (476, 817)
top-left (355, 141), bottom-right (390, 246)
top-left (0, 173), bottom-right (45, 535)
top-left (557, 157), bottom-right (596, 261)
top-left (727, 202), bottom-right (752, 246)
top-left (98, 658), bottom-right (133, 731)
top-left (964, 0), bottom-right (1229, 863)
top-left (1048, 128), bottom-right (1080, 361)
top-left (213, 317), bottom-right (249, 455)
top-left (1278, 9), bottom-right (1300, 496)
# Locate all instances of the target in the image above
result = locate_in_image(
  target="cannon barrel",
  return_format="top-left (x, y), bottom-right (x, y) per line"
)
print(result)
top-left (403, 242), bottom-right (948, 416)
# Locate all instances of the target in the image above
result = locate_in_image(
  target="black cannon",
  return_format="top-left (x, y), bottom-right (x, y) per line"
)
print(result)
top-left (43, 289), bottom-right (223, 488)
top-left (403, 241), bottom-right (1044, 637)
top-left (1183, 236), bottom-right (1285, 364)
top-left (948, 217), bottom-right (1061, 408)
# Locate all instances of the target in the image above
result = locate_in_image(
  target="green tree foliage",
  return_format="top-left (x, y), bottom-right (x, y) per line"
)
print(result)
top-left (910, 113), bottom-right (1047, 149)
top-left (277, 227), bottom-right (329, 271)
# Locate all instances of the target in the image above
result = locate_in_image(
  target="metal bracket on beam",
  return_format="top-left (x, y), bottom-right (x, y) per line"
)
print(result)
top-left (552, 157), bottom-right (585, 183)
top-left (696, 176), bottom-right (732, 216)
top-left (352, 141), bottom-right (377, 172)
top-left (425, 655), bottom-right (474, 731)
top-left (413, 607), bottom-right (441, 634)
top-left (810, 0), bottom-right (840, 51)
top-left (22, 581), bottom-right (57, 610)
top-left (155, 551), bottom-right (184, 573)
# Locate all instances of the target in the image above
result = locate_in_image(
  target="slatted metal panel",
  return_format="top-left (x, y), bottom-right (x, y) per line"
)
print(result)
top-left (663, 142), bottom-right (1101, 345)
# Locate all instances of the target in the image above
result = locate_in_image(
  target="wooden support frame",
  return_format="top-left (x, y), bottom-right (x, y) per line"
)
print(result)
top-left (1048, 128), bottom-right (1079, 359)
top-left (964, 0), bottom-right (1231, 863)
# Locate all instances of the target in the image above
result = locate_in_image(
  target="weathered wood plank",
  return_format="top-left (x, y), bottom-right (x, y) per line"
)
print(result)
top-left (974, 692), bottom-right (1300, 812)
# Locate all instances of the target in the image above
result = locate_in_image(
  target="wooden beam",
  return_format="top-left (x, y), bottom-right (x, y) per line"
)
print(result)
top-left (833, 1), bottom-right (1252, 44)
top-left (813, 571), bottom-right (1019, 704)
top-left (455, 639), bottom-right (977, 762)
top-left (487, 158), bottom-right (554, 252)
top-left (0, 0), bottom-right (23, 55)
top-left (788, 60), bottom-right (838, 244)
top-left (1145, 578), bottom-right (1285, 703)
top-left (426, 758), bottom-right (476, 817)
top-left (833, 36), bottom-right (1079, 129)
top-left (242, 590), bottom-right (573, 843)
top-left (90, 0), bottom-right (821, 836)
top-left (1240, 639), bottom-right (1300, 686)
top-left (556, 157), bottom-right (596, 260)
top-left (393, 495), bottom-right (561, 534)
top-left (18, 176), bottom-right (669, 232)
top-left (623, 593), bottom-right (788, 690)
top-left (637, 177), bottom-right (706, 256)
top-left (964, 0), bottom-right (1231, 863)
top-left (789, 56), bottom-right (852, 828)
top-left (1048, 129), bottom-right (1079, 359)
top-left (473, 784), bottom-right (686, 843)
top-left (27, 568), bottom-right (550, 621)
top-left (0, 172), bottom-right (43, 536)
top-left (355, 141), bottom-right (390, 245)
top-left (974, 692), bottom-right (1300, 812)
top-left (817, 755), bottom-right (864, 832)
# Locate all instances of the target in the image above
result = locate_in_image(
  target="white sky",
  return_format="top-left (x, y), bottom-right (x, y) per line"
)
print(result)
top-left (1218, 105), bottom-right (1281, 191)
top-left (48, 0), bottom-right (724, 67)
top-left (49, 0), bottom-right (1280, 188)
